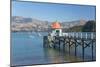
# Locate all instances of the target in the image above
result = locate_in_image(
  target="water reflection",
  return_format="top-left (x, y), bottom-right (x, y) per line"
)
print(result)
top-left (43, 47), bottom-right (82, 64)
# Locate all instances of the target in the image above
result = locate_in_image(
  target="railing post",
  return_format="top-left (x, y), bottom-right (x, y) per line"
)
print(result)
top-left (69, 33), bottom-right (70, 38)
top-left (86, 33), bottom-right (87, 39)
top-left (91, 33), bottom-right (94, 39)
top-left (81, 33), bottom-right (82, 39)
top-left (76, 33), bottom-right (78, 38)
top-left (73, 33), bottom-right (74, 38)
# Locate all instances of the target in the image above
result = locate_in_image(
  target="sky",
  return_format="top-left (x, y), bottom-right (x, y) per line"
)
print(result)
top-left (12, 1), bottom-right (96, 22)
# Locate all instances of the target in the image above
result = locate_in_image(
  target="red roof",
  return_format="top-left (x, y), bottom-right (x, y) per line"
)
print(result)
top-left (51, 22), bottom-right (61, 29)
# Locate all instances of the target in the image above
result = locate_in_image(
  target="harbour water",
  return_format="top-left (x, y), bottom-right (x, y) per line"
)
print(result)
top-left (11, 32), bottom-right (96, 66)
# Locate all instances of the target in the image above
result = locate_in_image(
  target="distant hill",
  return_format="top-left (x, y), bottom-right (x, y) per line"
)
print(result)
top-left (12, 16), bottom-right (33, 23)
top-left (82, 20), bottom-right (96, 32)
top-left (61, 19), bottom-right (87, 28)
top-left (11, 16), bottom-right (50, 32)
top-left (11, 16), bottom-right (88, 32)
top-left (66, 20), bottom-right (96, 32)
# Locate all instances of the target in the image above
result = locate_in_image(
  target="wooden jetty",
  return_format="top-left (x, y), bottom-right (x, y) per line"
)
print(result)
top-left (43, 33), bottom-right (96, 61)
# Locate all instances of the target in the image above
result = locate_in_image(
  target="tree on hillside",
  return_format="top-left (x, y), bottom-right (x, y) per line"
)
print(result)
top-left (82, 20), bottom-right (96, 32)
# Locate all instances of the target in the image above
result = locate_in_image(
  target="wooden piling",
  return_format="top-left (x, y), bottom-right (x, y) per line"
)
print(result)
top-left (75, 39), bottom-right (77, 57)
top-left (53, 36), bottom-right (56, 48)
top-left (82, 39), bottom-right (84, 61)
top-left (63, 37), bottom-right (66, 52)
top-left (58, 37), bottom-right (60, 50)
top-left (43, 36), bottom-right (47, 47)
top-left (91, 40), bottom-right (94, 60)
top-left (69, 37), bottom-right (71, 55)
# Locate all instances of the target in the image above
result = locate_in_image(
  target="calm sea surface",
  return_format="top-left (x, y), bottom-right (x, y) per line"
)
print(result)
top-left (11, 32), bottom-right (96, 66)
